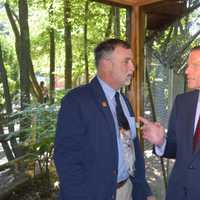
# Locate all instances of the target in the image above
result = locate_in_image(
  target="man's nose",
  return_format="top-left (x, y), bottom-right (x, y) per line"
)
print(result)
top-left (185, 65), bottom-right (190, 75)
top-left (129, 60), bottom-right (135, 71)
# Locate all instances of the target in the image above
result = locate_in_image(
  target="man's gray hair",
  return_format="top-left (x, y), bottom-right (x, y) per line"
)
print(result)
top-left (94, 39), bottom-right (131, 67)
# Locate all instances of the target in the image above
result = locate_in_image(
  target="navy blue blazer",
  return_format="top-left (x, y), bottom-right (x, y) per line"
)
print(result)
top-left (160, 90), bottom-right (200, 200)
top-left (54, 76), bottom-right (152, 200)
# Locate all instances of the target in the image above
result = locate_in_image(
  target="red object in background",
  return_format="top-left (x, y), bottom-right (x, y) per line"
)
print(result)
top-left (55, 75), bottom-right (65, 90)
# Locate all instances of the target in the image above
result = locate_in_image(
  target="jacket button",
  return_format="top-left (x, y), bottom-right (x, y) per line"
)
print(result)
top-left (189, 165), bottom-right (194, 169)
top-left (112, 194), bottom-right (115, 199)
top-left (113, 170), bottom-right (117, 175)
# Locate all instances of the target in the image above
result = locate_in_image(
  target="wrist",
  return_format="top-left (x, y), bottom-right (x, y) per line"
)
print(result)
top-left (157, 134), bottom-right (166, 147)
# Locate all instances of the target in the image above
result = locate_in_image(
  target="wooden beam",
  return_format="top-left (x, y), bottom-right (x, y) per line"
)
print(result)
top-left (94, 0), bottom-right (164, 7)
top-left (129, 6), bottom-right (146, 146)
top-left (133, 0), bottom-right (164, 6)
top-left (93, 0), bottom-right (133, 7)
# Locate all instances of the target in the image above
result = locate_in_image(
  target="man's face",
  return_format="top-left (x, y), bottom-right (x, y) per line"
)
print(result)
top-left (185, 50), bottom-right (200, 90)
top-left (107, 46), bottom-right (135, 89)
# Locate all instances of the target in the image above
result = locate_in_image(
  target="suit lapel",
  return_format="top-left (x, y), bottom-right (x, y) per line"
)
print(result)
top-left (188, 90), bottom-right (200, 156)
top-left (89, 76), bottom-right (116, 137)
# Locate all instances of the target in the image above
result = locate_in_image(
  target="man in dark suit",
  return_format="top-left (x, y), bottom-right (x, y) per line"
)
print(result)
top-left (139, 46), bottom-right (200, 200)
top-left (54, 39), bottom-right (155, 200)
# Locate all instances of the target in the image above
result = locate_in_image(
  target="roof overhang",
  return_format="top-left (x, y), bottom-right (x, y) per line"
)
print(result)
top-left (94, 0), bottom-right (187, 30)
top-left (94, 0), bottom-right (163, 7)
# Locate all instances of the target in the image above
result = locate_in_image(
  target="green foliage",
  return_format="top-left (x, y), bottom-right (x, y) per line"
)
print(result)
top-left (147, 6), bottom-right (200, 73)
top-left (7, 103), bottom-right (58, 169)
top-left (11, 0), bottom-right (127, 86)
top-left (0, 0), bottom-right (200, 198)
top-left (0, 37), bottom-right (18, 104)
top-left (144, 1), bottom-right (200, 130)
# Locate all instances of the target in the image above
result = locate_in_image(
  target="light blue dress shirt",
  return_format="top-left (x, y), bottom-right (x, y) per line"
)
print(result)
top-left (97, 76), bottom-right (136, 182)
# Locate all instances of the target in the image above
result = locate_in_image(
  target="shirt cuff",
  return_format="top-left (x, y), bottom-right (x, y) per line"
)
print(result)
top-left (155, 139), bottom-right (167, 156)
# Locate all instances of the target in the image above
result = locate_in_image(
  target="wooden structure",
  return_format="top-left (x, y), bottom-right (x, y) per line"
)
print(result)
top-left (94, 0), bottom-right (186, 123)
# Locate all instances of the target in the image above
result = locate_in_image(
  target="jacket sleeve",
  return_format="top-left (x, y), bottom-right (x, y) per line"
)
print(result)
top-left (153, 96), bottom-right (178, 159)
top-left (54, 95), bottom-right (89, 200)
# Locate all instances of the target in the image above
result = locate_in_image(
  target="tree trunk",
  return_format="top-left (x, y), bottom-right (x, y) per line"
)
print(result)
top-left (114, 7), bottom-right (120, 38)
top-left (0, 43), bottom-right (23, 158)
top-left (84, 0), bottom-right (89, 84)
top-left (64, 0), bottom-right (72, 89)
top-left (18, 0), bottom-right (31, 142)
top-left (105, 7), bottom-right (114, 39)
top-left (5, 3), bottom-right (43, 103)
top-left (0, 120), bottom-right (14, 161)
top-left (29, 62), bottom-right (43, 103)
top-left (49, 2), bottom-right (55, 104)
top-left (4, 3), bottom-right (21, 69)
top-left (0, 44), bottom-right (15, 161)
top-left (125, 8), bottom-right (131, 43)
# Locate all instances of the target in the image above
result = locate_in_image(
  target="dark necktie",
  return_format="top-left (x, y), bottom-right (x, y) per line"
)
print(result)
top-left (115, 92), bottom-right (130, 130)
top-left (115, 92), bottom-right (135, 176)
top-left (193, 117), bottom-right (200, 152)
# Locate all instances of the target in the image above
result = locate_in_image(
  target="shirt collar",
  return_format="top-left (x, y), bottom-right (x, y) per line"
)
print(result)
top-left (97, 75), bottom-right (117, 101)
top-left (198, 91), bottom-right (200, 102)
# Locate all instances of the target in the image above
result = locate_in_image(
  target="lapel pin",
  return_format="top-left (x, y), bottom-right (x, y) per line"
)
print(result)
top-left (101, 101), bottom-right (107, 107)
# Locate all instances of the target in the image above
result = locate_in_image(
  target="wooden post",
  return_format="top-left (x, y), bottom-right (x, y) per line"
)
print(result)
top-left (129, 5), bottom-right (146, 147)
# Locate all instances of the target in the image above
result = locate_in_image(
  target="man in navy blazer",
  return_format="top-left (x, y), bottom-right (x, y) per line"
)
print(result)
top-left (54, 39), bottom-right (154, 200)
top-left (140, 46), bottom-right (200, 200)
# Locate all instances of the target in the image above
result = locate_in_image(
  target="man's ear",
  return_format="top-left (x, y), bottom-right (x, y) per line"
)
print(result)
top-left (100, 58), bottom-right (112, 71)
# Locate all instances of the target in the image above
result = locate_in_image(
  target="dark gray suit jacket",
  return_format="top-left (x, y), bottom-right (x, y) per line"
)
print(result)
top-left (160, 90), bottom-right (200, 200)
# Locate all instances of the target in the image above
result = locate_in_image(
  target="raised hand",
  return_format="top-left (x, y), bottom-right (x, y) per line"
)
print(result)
top-left (139, 116), bottom-right (165, 146)
top-left (147, 195), bottom-right (157, 200)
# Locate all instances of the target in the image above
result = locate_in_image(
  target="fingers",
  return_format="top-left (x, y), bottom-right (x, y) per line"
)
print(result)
top-left (138, 117), bottom-right (165, 145)
top-left (138, 116), bottom-right (151, 125)
top-left (154, 122), bottom-right (162, 127)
